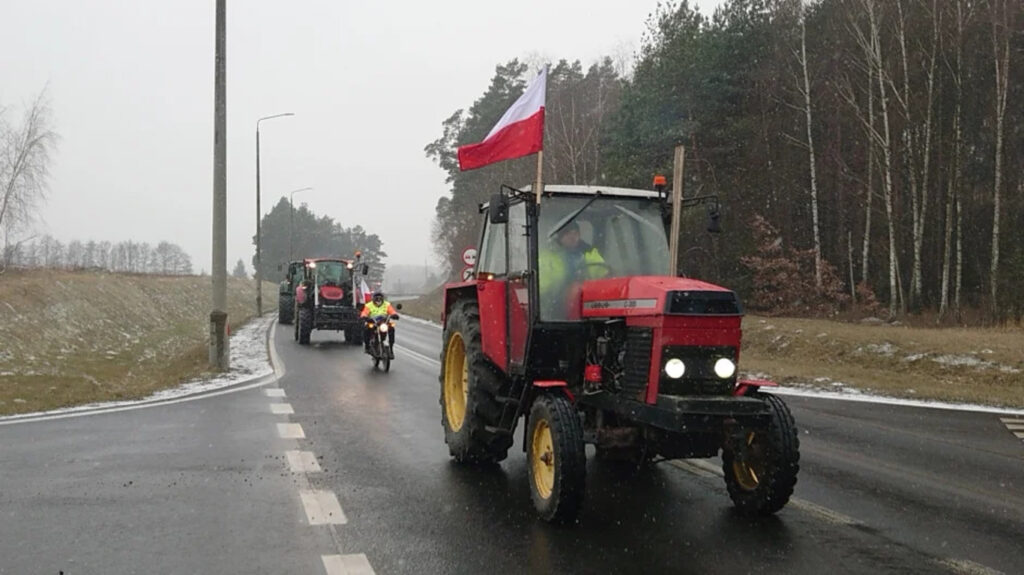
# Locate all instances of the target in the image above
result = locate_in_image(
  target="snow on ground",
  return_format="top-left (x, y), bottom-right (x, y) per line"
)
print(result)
top-left (0, 316), bottom-right (275, 421)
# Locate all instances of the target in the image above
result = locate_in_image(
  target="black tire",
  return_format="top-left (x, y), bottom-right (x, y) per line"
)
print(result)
top-left (527, 393), bottom-right (586, 523)
top-left (722, 392), bottom-right (800, 516)
top-left (383, 353), bottom-right (391, 373)
top-left (298, 308), bottom-right (313, 345)
top-left (439, 300), bottom-right (512, 464)
top-left (278, 306), bottom-right (292, 325)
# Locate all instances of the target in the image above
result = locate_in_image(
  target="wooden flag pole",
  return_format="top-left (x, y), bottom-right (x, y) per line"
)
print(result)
top-left (669, 145), bottom-right (685, 276)
top-left (534, 149), bottom-right (544, 204)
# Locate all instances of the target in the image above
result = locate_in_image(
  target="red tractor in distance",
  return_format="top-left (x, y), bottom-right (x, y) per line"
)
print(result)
top-left (439, 181), bottom-right (799, 523)
top-left (294, 256), bottom-right (370, 345)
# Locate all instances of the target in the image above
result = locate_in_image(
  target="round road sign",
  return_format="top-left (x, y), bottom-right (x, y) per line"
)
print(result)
top-left (461, 266), bottom-right (475, 281)
top-left (462, 247), bottom-right (478, 267)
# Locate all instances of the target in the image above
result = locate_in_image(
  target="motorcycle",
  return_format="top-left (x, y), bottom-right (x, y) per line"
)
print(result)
top-left (365, 313), bottom-right (400, 372)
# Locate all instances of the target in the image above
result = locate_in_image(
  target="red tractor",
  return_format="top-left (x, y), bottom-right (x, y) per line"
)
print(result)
top-left (294, 256), bottom-right (370, 345)
top-left (439, 182), bottom-right (799, 523)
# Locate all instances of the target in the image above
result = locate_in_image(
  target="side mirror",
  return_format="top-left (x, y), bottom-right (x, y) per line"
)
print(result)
top-left (707, 208), bottom-right (721, 234)
top-left (362, 264), bottom-right (369, 275)
top-left (395, 303), bottom-right (403, 311)
top-left (489, 193), bottom-right (509, 224)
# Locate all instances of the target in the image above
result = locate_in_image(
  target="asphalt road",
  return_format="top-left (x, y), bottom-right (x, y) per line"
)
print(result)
top-left (2, 318), bottom-right (1021, 574)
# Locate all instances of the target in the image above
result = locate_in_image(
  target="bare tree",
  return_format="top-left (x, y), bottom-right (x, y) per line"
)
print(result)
top-left (0, 90), bottom-right (57, 269)
top-left (940, 0), bottom-right (970, 319)
top-left (798, 0), bottom-right (823, 289)
top-left (987, 0), bottom-right (1011, 314)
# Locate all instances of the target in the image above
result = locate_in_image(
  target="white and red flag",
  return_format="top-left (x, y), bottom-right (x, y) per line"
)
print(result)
top-left (457, 68), bottom-right (546, 171)
top-left (359, 278), bottom-right (372, 303)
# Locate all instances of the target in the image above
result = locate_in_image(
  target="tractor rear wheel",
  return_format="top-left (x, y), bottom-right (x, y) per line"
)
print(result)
top-left (298, 308), bottom-right (313, 345)
top-left (527, 393), bottom-right (586, 523)
top-left (722, 392), bottom-right (800, 516)
top-left (439, 300), bottom-right (512, 464)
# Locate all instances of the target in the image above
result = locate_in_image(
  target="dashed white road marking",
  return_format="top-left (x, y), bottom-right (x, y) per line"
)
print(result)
top-left (300, 490), bottom-right (347, 525)
top-left (270, 402), bottom-right (295, 415)
top-left (1000, 418), bottom-right (1024, 424)
top-left (1005, 424), bottom-right (1024, 430)
top-left (277, 423), bottom-right (305, 439)
top-left (670, 459), bottom-right (718, 478)
top-left (1014, 432), bottom-right (1024, 439)
top-left (322, 554), bottom-right (375, 575)
top-left (265, 388), bottom-right (286, 398)
top-left (285, 450), bottom-right (322, 473)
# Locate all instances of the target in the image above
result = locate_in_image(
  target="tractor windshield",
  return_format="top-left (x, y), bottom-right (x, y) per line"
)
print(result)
top-left (314, 261), bottom-right (347, 286)
top-left (538, 195), bottom-right (670, 320)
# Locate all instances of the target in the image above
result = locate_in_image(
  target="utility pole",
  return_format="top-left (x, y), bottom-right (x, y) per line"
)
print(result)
top-left (210, 0), bottom-right (229, 370)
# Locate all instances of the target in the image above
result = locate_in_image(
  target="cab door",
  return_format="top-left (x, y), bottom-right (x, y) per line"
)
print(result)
top-left (506, 199), bottom-right (534, 371)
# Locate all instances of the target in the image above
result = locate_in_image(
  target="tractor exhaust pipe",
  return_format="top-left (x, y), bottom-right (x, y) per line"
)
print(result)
top-left (669, 145), bottom-right (685, 277)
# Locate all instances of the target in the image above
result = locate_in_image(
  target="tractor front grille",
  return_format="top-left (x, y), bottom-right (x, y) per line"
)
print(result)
top-left (658, 345), bottom-right (737, 396)
top-left (620, 328), bottom-right (653, 400)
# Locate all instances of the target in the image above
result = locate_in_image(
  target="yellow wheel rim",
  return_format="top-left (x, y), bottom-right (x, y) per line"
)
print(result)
top-left (443, 332), bottom-right (468, 432)
top-left (531, 419), bottom-right (555, 500)
top-left (732, 431), bottom-right (763, 491)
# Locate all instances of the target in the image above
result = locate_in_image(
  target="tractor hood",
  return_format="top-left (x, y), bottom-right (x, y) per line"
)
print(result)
top-left (579, 276), bottom-right (743, 319)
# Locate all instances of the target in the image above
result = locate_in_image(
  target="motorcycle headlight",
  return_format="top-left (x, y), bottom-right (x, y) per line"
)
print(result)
top-left (714, 357), bottom-right (736, 379)
top-left (379, 324), bottom-right (389, 333)
top-left (664, 358), bottom-right (686, 379)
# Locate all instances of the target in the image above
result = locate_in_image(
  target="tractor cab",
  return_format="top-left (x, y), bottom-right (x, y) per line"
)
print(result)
top-left (440, 180), bottom-right (799, 524)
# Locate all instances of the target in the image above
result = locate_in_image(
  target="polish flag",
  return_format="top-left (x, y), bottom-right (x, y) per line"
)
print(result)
top-left (457, 68), bottom-right (546, 171)
top-left (360, 278), bottom-right (372, 303)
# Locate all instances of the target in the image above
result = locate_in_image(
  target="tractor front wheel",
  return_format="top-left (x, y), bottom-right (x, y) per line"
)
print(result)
top-left (439, 300), bottom-right (511, 464)
top-left (527, 393), bottom-right (586, 523)
top-left (298, 308), bottom-right (313, 345)
top-left (721, 392), bottom-right (800, 516)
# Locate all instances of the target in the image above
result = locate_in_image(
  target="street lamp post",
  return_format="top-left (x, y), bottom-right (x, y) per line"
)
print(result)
top-left (255, 112), bottom-right (294, 316)
top-left (289, 187), bottom-right (314, 259)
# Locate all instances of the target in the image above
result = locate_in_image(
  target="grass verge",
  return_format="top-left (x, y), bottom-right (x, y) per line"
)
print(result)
top-left (0, 270), bottom-right (278, 416)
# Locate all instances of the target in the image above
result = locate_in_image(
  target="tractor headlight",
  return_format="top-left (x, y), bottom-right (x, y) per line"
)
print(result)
top-left (379, 324), bottom-right (389, 333)
top-left (714, 357), bottom-right (736, 379)
top-left (664, 358), bottom-right (686, 379)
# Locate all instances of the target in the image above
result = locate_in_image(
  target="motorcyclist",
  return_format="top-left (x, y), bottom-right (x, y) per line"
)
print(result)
top-left (538, 220), bottom-right (608, 319)
top-left (360, 291), bottom-right (398, 356)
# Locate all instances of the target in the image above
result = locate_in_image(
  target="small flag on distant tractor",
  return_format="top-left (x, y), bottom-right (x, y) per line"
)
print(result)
top-left (457, 67), bottom-right (546, 171)
top-left (360, 278), bottom-right (372, 303)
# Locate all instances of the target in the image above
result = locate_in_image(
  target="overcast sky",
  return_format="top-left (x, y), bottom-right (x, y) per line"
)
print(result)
top-left (2, 0), bottom-right (723, 272)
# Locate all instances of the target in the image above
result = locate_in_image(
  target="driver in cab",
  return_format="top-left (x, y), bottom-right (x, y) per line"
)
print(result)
top-left (539, 220), bottom-right (608, 319)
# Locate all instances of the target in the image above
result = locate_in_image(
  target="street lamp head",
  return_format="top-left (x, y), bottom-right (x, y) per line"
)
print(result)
top-left (257, 112), bottom-right (295, 128)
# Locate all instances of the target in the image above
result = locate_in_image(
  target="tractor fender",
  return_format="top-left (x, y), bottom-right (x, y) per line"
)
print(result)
top-left (534, 380), bottom-right (575, 402)
top-left (733, 378), bottom-right (779, 397)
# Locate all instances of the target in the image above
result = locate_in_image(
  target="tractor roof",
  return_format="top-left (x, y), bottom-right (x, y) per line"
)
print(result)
top-left (524, 184), bottom-right (660, 199)
top-left (304, 257), bottom-right (354, 264)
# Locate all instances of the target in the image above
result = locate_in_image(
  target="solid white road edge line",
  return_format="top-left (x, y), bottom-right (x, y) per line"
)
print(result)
top-left (396, 345), bottom-right (440, 367)
top-left (322, 554), bottom-right (375, 575)
top-left (277, 423), bottom-right (305, 439)
top-left (300, 490), bottom-right (347, 525)
top-left (671, 458), bottom-right (861, 526)
top-left (270, 403), bottom-right (295, 415)
top-left (285, 450), bottom-right (322, 473)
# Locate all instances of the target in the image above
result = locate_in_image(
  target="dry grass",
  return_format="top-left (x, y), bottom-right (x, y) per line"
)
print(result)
top-left (400, 285), bottom-right (444, 323)
top-left (741, 315), bottom-right (1024, 408)
top-left (0, 270), bottom-right (278, 415)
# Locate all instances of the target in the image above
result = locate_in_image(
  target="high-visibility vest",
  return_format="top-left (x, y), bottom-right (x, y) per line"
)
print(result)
top-left (538, 245), bottom-right (606, 295)
top-left (363, 301), bottom-right (392, 318)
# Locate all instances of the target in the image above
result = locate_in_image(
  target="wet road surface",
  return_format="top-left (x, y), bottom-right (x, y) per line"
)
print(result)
top-left (1, 318), bottom-right (1021, 574)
